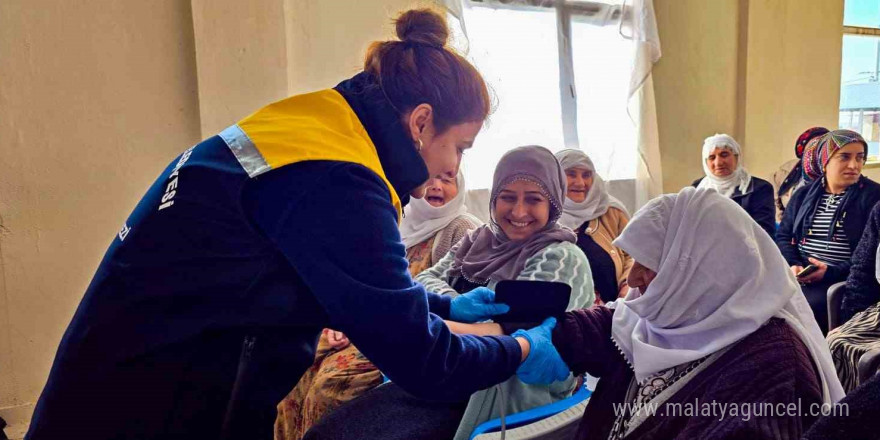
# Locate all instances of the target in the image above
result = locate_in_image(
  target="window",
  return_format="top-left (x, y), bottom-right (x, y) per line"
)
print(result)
top-left (840, 0), bottom-right (880, 161)
top-left (450, 0), bottom-right (635, 189)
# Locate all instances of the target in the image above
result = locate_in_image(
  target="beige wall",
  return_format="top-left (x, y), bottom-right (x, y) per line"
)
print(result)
top-left (191, 0), bottom-right (290, 136)
top-left (0, 0), bottom-right (202, 417)
top-left (285, 0), bottom-right (419, 95)
top-left (654, 0), bottom-right (845, 192)
top-left (743, 0), bottom-right (843, 181)
top-left (654, 0), bottom-right (742, 192)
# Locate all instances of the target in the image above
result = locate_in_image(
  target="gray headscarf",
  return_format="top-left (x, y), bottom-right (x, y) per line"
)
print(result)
top-left (451, 146), bottom-right (577, 283)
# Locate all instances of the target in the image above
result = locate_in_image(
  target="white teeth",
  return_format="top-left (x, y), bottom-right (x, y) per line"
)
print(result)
top-left (510, 220), bottom-right (530, 228)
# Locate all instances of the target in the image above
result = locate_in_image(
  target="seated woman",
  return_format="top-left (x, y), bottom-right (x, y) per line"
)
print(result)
top-left (302, 145), bottom-right (594, 440)
top-left (275, 172), bottom-right (481, 440)
top-left (773, 127), bottom-right (829, 223)
top-left (827, 201), bottom-right (880, 391)
top-left (691, 133), bottom-right (775, 237)
top-left (776, 129), bottom-right (880, 334)
top-left (555, 149), bottom-right (632, 304)
top-left (551, 187), bottom-right (844, 440)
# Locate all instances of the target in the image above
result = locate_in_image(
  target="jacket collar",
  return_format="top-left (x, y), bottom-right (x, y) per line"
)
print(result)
top-left (334, 72), bottom-right (429, 207)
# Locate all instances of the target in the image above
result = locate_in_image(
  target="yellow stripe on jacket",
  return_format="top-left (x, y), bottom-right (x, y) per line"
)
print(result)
top-left (233, 89), bottom-right (402, 220)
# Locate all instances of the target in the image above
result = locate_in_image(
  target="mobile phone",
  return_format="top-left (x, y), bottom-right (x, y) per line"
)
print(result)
top-left (797, 265), bottom-right (819, 278)
top-left (493, 280), bottom-right (571, 324)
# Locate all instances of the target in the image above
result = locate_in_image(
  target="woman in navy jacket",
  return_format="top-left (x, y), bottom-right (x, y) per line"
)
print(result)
top-left (776, 130), bottom-right (880, 333)
top-left (25, 10), bottom-right (566, 440)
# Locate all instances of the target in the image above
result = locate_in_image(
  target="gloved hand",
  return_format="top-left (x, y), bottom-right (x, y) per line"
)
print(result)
top-left (512, 317), bottom-right (570, 385)
top-left (449, 287), bottom-right (510, 323)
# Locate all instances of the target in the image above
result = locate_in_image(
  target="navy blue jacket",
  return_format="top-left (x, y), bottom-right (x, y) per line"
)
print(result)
top-left (842, 202), bottom-right (880, 322)
top-left (776, 176), bottom-right (880, 284)
top-left (26, 73), bottom-right (521, 440)
top-left (691, 176), bottom-right (776, 238)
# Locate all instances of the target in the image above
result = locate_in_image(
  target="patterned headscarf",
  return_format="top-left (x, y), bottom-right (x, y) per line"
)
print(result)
top-left (779, 127), bottom-right (829, 195)
top-left (801, 136), bottom-right (825, 182)
top-left (796, 127), bottom-right (830, 158)
top-left (450, 146), bottom-right (577, 283)
top-left (803, 129), bottom-right (868, 180)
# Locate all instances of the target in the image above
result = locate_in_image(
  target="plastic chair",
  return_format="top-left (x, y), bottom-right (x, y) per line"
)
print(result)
top-left (469, 376), bottom-right (593, 440)
top-left (827, 281), bottom-right (847, 332)
top-left (826, 282), bottom-right (880, 385)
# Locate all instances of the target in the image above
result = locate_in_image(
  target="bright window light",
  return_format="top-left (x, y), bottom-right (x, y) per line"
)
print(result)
top-left (450, 4), bottom-right (637, 188)
top-left (572, 18), bottom-right (636, 180)
top-left (453, 7), bottom-right (564, 190)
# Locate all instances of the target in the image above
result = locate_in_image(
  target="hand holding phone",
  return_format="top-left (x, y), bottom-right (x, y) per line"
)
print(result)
top-left (797, 264), bottom-right (819, 278)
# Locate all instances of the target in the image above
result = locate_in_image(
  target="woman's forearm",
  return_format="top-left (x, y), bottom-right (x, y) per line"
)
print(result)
top-left (445, 321), bottom-right (504, 336)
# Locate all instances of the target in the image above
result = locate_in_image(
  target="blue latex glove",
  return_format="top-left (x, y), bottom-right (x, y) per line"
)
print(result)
top-left (449, 287), bottom-right (510, 323)
top-left (512, 317), bottom-right (570, 385)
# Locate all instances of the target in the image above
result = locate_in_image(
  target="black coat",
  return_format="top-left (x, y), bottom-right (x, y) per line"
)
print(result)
top-left (691, 176), bottom-right (776, 237)
top-left (841, 202), bottom-right (880, 322)
top-left (775, 175), bottom-right (880, 284)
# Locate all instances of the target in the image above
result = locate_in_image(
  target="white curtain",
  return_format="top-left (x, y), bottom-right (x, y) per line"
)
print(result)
top-left (622, 0), bottom-right (663, 208)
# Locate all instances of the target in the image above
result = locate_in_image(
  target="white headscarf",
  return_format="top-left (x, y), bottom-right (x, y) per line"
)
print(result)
top-left (554, 149), bottom-right (628, 230)
top-left (697, 134), bottom-right (752, 198)
top-left (610, 187), bottom-right (845, 404)
top-left (399, 171), bottom-right (469, 249)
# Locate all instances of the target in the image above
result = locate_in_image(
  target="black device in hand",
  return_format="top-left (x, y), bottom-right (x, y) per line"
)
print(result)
top-left (493, 280), bottom-right (571, 324)
top-left (797, 264), bottom-right (819, 278)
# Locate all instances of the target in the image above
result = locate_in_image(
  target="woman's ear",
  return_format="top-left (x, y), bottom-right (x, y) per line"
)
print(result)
top-left (407, 104), bottom-right (433, 142)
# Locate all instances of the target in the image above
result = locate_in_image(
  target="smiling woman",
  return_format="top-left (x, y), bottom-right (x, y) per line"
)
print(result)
top-left (494, 180), bottom-right (551, 241)
top-left (556, 149), bottom-right (632, 304)
top-left (301, 146), bottom-right (594, 440)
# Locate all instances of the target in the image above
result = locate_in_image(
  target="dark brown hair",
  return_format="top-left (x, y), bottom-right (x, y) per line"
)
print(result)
top-left (364, 8), bottom-right (491, 134)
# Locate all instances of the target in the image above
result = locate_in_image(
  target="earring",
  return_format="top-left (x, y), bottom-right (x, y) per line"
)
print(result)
top-left (417, 138), bottom-right (424, 152)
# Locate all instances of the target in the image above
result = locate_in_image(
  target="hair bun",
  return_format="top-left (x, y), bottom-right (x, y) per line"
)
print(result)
top-left (395, 8), bottom-right (449, 48)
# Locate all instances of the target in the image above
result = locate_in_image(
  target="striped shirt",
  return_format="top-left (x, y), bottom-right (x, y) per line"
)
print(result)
top-left (798, 190), bottom-right (851, 264)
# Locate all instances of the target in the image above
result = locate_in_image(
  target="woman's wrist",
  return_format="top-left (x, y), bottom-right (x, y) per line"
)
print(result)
top-left (514, 336), bottom-right (530, 362)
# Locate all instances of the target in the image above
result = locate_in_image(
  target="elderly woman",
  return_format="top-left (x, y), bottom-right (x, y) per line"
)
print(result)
top-left (776, 129), bottom-right (880, 333)
top-left (692, 133), bottom-right (776, 237)
top-left (550, 187), bottom-right (844, 440)
top-left (302, 145), bottom-right (593, 440)
top-left (774, 127), bottom-right (830, 223)
top-left (555, 149), bottom-right (632, 304)
top-left (275, 172), bottom-right (481, 440)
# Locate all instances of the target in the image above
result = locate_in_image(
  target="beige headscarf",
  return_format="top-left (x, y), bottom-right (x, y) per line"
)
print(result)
top-left (554, 149), bottom-right (628, 229)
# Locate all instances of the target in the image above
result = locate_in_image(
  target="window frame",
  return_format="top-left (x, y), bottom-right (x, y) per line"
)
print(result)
top-left (462, 0), bottom-right (628, 162)
top-left (841, 20), bottom-right (880, 167)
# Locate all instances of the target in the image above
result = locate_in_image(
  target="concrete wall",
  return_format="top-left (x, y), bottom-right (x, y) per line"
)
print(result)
top-left (654, 0), bottom-right (845, 192)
